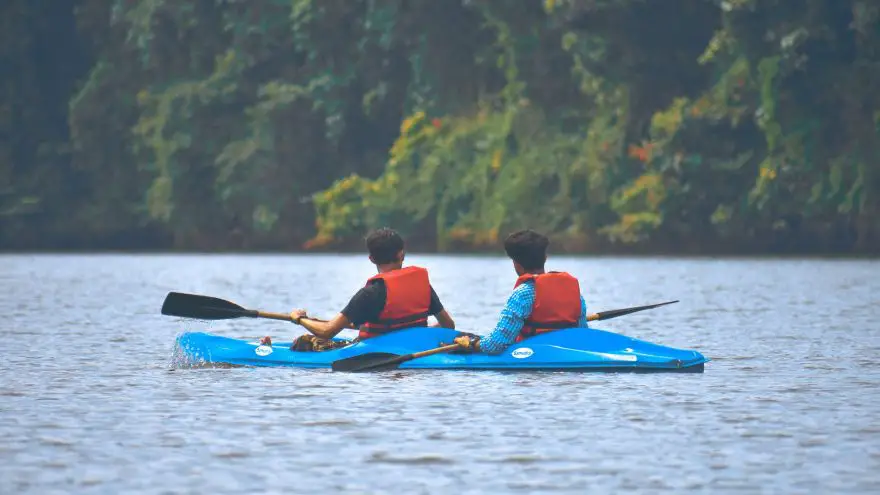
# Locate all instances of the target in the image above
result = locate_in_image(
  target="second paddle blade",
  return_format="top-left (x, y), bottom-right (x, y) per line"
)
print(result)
top-left (331, 352), bottom-right (403, 372)
top-left (161, 292), bottom-right (251, 320)
top-left (591, 300), bottom-right (679, 322)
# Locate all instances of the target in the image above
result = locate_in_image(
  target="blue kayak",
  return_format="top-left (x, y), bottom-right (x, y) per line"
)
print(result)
top-left (174, 327), bottom-right (708, 372)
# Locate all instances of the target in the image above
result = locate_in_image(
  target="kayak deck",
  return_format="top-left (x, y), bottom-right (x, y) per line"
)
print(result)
top-left (174, 327), bottom-right (708, 372)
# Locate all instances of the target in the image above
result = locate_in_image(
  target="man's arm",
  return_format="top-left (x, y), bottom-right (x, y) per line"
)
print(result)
top-left (296, 312), bottom-right (353, 339)
top-left (259, 311), bottom-right (352, 345)
top-left (468, 283), bottom-right (535, 355)
top-left (427, 286), bottom-right (455, 329)
top-left (433, 309), bottom-right (455, 329)
top-left (261, 286), bottom-right (376, 344)
top-left (294, 284), bottom-right (375, 339)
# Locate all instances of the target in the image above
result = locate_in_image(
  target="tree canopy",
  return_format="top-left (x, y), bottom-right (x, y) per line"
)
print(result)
top-left (3, 0), bottom-right (878, 253)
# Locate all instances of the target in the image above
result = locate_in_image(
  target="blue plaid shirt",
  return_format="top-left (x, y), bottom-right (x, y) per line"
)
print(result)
top-left (478, 282), bottom-right (588, 354)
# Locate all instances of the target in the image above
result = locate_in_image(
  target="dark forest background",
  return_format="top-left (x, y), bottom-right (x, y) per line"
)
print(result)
top-left (3, 0), bottom-right (879, 254)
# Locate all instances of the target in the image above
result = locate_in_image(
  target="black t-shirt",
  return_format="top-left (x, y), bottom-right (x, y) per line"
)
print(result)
top-left (341, 280), bottom-right (444, 327)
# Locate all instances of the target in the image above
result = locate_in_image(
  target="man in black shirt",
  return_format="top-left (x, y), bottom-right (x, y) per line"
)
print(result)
top-left (339, 281), bottom-right (447, 330)
top-left (260, 228), bottom-right (455, 351)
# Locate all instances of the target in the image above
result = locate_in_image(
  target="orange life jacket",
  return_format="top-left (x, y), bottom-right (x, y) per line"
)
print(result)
top-left (514, 271), bottom-right (581, 342)
top-left (358, 266), bottom-right (432, 339)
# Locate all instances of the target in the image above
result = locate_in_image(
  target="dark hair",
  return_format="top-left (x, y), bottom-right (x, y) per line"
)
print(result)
top-left (503, 229), bottom-right (548, 270)
top-left (365, 228), bottom-right (405, 264)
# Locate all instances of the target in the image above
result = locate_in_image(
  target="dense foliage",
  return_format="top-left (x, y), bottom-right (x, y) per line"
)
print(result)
top-left (3, 0), bottom-right (879, 253)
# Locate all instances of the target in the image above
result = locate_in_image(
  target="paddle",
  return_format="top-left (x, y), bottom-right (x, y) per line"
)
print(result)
top-left (586, 300), bottom-right (678, 322)
top-left (330, 300), bottom-right (679, 373)
top-left (331, 343), bottom-right (462, 372)
top-left (161, 292), bottom-right (293, 322)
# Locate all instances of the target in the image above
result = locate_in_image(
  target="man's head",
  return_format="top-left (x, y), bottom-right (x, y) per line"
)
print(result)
top-left (366, 228), bottom-right (405, 266)
top-left (503, 229), bottom-right (548, 275)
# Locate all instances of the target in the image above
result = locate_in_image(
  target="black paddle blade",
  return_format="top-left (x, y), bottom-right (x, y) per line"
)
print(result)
top-left (593, 300), bottom-right (679, 322)
top-left (331, 352), bottom-right (405, 372)
top-left (161, 292), bottom-right (255, 320)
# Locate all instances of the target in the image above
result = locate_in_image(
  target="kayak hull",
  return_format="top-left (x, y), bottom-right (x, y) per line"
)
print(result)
top-left (173, 327), bottom-right (708, 372)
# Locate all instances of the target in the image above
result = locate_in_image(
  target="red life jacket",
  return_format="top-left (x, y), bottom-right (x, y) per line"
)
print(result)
top-left (358, 266), bottom-right (432, 339)
top-left (514, 271), bottom-right (581, 342)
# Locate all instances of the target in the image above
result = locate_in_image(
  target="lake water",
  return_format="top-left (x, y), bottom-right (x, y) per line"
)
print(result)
top-left (1, 254), bottom-right (878, 494)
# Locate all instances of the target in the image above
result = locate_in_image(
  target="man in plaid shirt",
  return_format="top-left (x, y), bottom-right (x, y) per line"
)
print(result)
top-left (454, 230), bottom-right (588, 354)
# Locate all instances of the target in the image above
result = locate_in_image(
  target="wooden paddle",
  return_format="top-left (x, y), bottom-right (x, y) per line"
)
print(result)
top-left (330, 300), bottom-right (680, 372)
top-left (331, 344), bottom-right (463, 372)
top-left (161, 292), bottom-right (294, 322)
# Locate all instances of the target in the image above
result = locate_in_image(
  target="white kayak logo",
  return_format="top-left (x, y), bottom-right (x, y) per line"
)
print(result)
top-left (511, 347), bottom-right (534, 359)
top-left (596, 352), bottom-right (637, 362)
top-left (255, 345), bottom-right (273, 357)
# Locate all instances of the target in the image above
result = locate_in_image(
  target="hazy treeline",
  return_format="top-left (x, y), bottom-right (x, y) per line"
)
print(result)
top-left (3, 0), bottom-right (879, 253)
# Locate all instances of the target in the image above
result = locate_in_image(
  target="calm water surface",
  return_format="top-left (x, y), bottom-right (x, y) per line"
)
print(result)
top-left (1, 254), bottom-right (878, 494)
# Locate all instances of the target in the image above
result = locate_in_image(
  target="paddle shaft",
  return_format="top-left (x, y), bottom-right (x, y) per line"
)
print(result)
top-left (586, 300), bottom-right (678, 322)
top-left (379, 343), bottom-right (463, 370)
top-left (331, 343), bottom-right (463, 372)
top-left (254, 311), bottom-right (295, 322)
top-left (406, 343), bottom-right (462, 360)
top-left (375, 343), bottom-right (464, 369)
top-left (208, 309), bottom-right (329, 323)
top-left (203, 308), bottom-right (296, 322)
